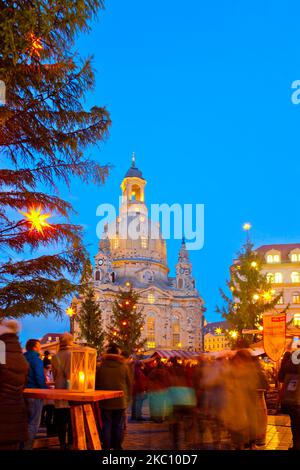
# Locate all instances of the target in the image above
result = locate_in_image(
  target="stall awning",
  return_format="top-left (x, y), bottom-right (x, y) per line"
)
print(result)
top-left (150, 349), bottom-right (198, 360)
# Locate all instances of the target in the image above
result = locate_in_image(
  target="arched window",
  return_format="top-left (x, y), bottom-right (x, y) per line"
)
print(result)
top-left (95, 271), bottom-right (100, 281)
top-left (292, 272), bottom-right (300, 283)
top-left (131, 184), bottom-right (141, 201)
top-left (111, 272), bottom-right (115, 283)
top-left (274, 272), bottom-right (283, 283)
top-left (277, 295), bottom-right (284, 305)
top-left (172, 316), bottom-right (181, 348)
top-left (146, 315), bottom-right (155, 349)
top-left (178, 278), bottom-right (184, 289)
top-left (293, 292), bottom-right (300, 304)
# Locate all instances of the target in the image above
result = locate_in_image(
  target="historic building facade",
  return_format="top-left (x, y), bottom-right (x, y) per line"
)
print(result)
top-left (78, 157), bottom-right (205, 351)
top-left (203, 321), bottom-right (230, 352)
top-left (256, 244), bottom-right (300, 327)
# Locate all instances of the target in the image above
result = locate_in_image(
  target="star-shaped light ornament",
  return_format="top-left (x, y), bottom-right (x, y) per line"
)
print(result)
top-left (66, 307), bottom-right (75, 317)
top-left (29, 33), bottom-right (43, 57)
top-left (19, 206), bottom-right (52, 236)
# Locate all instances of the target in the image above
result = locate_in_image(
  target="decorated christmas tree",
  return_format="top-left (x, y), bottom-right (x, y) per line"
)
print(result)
top-left (107, 286), bottom-right (145, 357)
top-left (76, 261), bottom-right (105, 354)
top-left (0, 1), bottom-right (111, 318)
top-left (217, 239), bottom-right (287, 348)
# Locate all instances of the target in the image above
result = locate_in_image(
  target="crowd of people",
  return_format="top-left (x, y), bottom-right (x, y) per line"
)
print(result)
top-left (0, 318), bottom-right (300, 451)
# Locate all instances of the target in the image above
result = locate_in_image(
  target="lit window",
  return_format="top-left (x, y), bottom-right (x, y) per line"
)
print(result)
top-left (274, 273), bottom-right (283, 283)
top-left (113, 238), bottom-right (119, 249)
top-left (293, 293), bottom-right (300, 304)
top-left (291, 253), bottom-right (300, 262)
top-left (172, 317), bottom-right (181, 348)
top-left (277, 295), bottom-right (284, 305)
top-left (148, 293), bottom-right (155, 304)
top-left (292, 272), bottom-right (300, 283)
top-left (293, 314), bottom-right (300, 327)
top-left (147, 316), bottom-right (155, 348)
top-left (267, 254), bottom-right (281, 263)
top-left (141, 237), bottom-right (148, 249)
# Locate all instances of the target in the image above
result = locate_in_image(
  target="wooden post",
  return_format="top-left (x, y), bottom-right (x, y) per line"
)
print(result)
top-left (83, 404), bottom-right (102, 450)
top-left (71, 405), bottom-right (87, 450)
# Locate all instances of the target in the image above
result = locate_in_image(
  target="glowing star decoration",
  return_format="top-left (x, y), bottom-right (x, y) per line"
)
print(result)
top-left (251, 261), bottom-right (258, 268)
top-left (258, 326), bottom-right (264, 331)
top-left (20, 206), bottom-right (52, 235)
top-left (253, 294), bottom-right (260, 301)
top-left (263, 291), bottom-right (272, 302)
top-left (243, 223), bottom-right (252, 231)
top-left (215, 328), bottom-right (222, 335)
top-left (29, 33), bottom-right (43, 57)
top-left (229, 330), bottom-right (238, 339)
top-left (66, 307), bottom-right (75, 317)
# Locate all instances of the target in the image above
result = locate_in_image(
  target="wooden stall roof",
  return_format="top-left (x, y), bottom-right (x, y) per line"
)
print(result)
top-left (23, 388), bottom-right (124, 402)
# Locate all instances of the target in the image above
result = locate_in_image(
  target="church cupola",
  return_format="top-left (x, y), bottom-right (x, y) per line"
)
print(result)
top-left (121, 153), bottom-right (147, 204)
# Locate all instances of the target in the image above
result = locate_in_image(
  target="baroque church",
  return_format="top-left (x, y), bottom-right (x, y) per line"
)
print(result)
top-left (78, 156), bottom-right (205, 351)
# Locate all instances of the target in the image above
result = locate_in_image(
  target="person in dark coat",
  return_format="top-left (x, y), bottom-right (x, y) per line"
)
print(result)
top-left (95, 345), bottom-right (132, 450)
top-left (52, 333), bottom-right (74, 450)
top-left (278, 349), bottom-right (300, 450)
top-left (23, 338), bottom-right (46, 449)
top-left (131, 361), bottom-right (148, 421)
top-left (0, 319), bottom-right (29, 450)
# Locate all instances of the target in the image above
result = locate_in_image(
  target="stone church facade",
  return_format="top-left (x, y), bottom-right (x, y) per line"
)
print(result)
top-left (77, 156), bottom-right (205, 351)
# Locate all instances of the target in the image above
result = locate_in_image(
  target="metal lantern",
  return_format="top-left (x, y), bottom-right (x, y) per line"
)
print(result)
top-left (70, 345), bottom-right (97, 392)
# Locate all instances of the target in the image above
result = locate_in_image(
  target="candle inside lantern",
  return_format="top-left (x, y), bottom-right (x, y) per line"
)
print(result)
top-left (78, 371), bottom-right (85, 391)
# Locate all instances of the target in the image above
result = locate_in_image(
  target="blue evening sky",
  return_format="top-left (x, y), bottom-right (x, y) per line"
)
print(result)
top-left (20, 0), bottom-right (300, 345)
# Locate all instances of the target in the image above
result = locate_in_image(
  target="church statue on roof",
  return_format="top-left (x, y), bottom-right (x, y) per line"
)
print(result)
top-left (76, 154), bottom-right (205, 351)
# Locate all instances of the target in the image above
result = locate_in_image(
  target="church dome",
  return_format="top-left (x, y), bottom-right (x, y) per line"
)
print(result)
top-left (124, 166), bottom-right (144, 180)
top-left (124, 152), bottom-right (145, 180)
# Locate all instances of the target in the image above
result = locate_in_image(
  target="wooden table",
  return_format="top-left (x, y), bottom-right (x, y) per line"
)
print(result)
top-left (23, 388), bottom-right (124, 450)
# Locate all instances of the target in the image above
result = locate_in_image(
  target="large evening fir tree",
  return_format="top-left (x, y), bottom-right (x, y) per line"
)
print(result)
top-left (107, 286), bottom-right (145, 357)
top-left (0, 1), bottom-right (111, 318)
top-left (77, 261), bottom-right (105, 354)
top-left (217, 240), bottom-right (287, 348)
